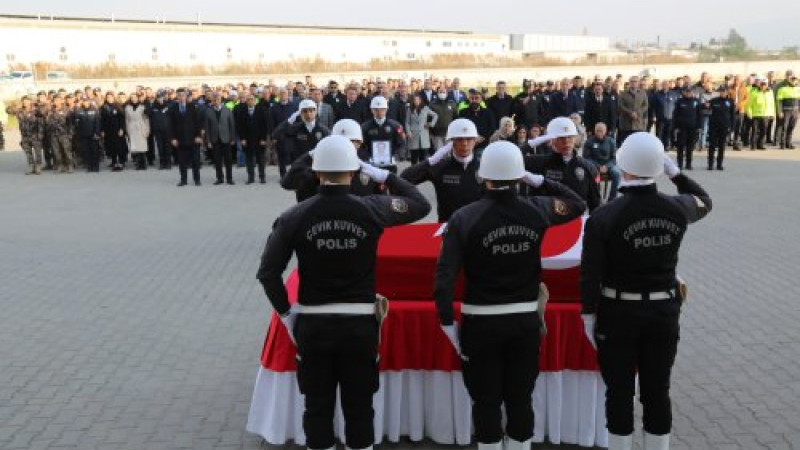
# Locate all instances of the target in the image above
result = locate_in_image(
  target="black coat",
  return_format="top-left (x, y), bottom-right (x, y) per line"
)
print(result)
top-left (168, 102), bottom-right (204, 146)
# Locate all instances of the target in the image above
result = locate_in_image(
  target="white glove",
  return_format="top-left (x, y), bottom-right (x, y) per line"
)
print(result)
top-left (521, 171), bottom-right (545, 188)
top-left (307, 149), bottom-right (315, 158)
top-left (441, 324), bottom-right (461, 356)
top-left (359, 161), bottom-right (390, 183)
top-left (428, 142), bottom-right (453, 165)
top-left (581, 314), bottom-right (597, 350)
top-left (287, 111), bottom-right (300, 124)
top-left (664, 155), bottom-right (681, 178)
top-left (280, 306), bottom-right (299, 346)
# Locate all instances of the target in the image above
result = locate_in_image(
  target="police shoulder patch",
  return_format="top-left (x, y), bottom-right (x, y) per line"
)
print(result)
top-left (553, 198), bottom-right (570, 216)
top-left (575, 167), bottom-right (585, 181)
top-left (359, 173), bottom-right (371, 186)
top-left (391, 198), bottom-right (408, 213)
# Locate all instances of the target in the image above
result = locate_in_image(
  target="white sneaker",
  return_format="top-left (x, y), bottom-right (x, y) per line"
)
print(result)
top-left (504, 437), bottom-right (531, 450)
top-left (644, 432), bottom-right (670, 450)
top-left (608, 432), bottom-right (633, 450)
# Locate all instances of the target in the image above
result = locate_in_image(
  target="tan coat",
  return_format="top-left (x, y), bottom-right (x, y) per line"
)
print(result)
top-left (617, 89), bottom-right (649, 131)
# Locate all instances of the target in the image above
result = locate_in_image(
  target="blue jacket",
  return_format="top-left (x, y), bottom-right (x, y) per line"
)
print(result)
top-left (653, 89), bottom-right (680, 121)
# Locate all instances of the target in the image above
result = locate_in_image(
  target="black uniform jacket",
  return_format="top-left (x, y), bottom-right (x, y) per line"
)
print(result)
top-left (281, 152), bottom-right (385, 203)
top-left (257, 174), bottom-right (431, 315)
top-left (526, 152), bottom-right (601, 212)
top-left (580, 174), bottom-right (712, 314)
top-left (434, 181), bottom-right (587, 325)
top-left (400, 152), bottom-right (482, 222)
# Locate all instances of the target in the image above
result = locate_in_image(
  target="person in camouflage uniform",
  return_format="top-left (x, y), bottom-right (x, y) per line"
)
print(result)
top-left (36, 91), bottom-right (56, 170)
top-left (46, 96), bottom-right (75, 173)
top-left (16, 96), bottom-right (46, 174)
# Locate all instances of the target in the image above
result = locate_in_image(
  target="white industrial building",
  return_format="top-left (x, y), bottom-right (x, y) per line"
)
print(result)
top-left (0, 14), bottom-right (614, 68)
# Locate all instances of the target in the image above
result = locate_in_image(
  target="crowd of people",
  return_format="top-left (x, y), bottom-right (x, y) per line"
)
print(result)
top-left (2, 69), bottom-right (797, 183)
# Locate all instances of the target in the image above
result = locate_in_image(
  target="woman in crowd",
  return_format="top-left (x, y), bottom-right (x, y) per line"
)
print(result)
top-left (405, 93), bottom-right (438, 164)
top-left (124, 92), bottom-right (151, 170)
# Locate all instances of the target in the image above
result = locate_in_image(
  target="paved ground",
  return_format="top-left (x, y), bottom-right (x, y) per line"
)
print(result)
top-left (1, 138), bottom-right (799, 450)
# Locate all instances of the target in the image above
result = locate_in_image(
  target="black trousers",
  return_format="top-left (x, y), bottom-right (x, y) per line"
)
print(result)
top-left (780, 110), bottom-right (798, 146)
top-left (751, 117), bottom-right (767, 148)
top-left (132, 153), bottom-right (147, 170)
top-left (656, 120), bottom-right (672, 150)
top-left (740, 115), bottom-right (753, 145)
top-left (151, 131), bottom-right (171, 168)
top-left (146, 133), bottom-right (156, 165)
top-left (766, 117), bottom-right (775, 143)
top-left (212, 142), bottom-right (233, 182)
top-left (732, 111), bottom-right (743, 144)
top-left (177, 144), bottom-right (201, 183)
top-left (79, 137), bottom-right (100, 172)
top-left (708, 127), bottom-right (727, 168)
top-left (461, 313), bottom-right (542, 443)
top-left (596, 297), bottom-right (681, 436)
top-left (275, 140), bottom-right (291, 177)
top-left (675, 127), bottom-right (697, 168)
top-left (295, 315), bottom-right (379, 450)
top-left (409, 148), bottom-right (431, 165)
top-left (105, 135), bottom-right (128, 165)
top-left (244, 142), bottom-right (266, 182)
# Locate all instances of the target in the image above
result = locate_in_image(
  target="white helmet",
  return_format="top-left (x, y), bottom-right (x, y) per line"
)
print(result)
top-left (478, 141), bottom-right (525, 181)
top-left (546, 117), bottom-right (578, 138)
top-left (446, 118), bottom-right (479, 140)
top-left (331, 119), bottom-right (363, 141)
top-left (370, 96), bottom-right (388, 109)
top-left (298, 99), bottom-right (317, 110)
top-left (311, 135), bottom-right (361, 172)
top-left (616, 132), bottom-right (665, 178)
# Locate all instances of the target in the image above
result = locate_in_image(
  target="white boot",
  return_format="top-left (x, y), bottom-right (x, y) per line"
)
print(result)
top-left (608, 432), bottom-right (633, 450)
top-left (644, 432), bottom-right (670, 450)
top-left (478, 441), bottom-right (503, 450)
top-left (504, 437), bottom-right (531, 450)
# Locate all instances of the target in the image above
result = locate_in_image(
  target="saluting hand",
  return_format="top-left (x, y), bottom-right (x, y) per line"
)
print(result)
top-left (664, 155), bottom-right (681, 178)
top-left (359, 161), bottom-right (390, 183)
top-left (521, 171), bottom-right (545, 188)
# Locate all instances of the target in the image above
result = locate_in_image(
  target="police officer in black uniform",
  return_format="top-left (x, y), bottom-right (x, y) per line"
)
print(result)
top-left (400, 118), bottom-right (483, 222)
top-left (525, 116), bottom-right (601, 211)
top-left (580, 132), bottom-right (712, 450)
top-left (73, 95), bottom-right (102, 173)
top-left (281, 119), bottom-right (386, 202)
top-left (671, 87), bottom-right (701, 170)
top-left (147, 90), bottom-right (173, 170)
top-left (435, 141), bottom-right (586, 450)
top-left (360, 96), bottom-right (406, 170)
top-left (282, 99), bottom-right (330, 162)
top-left (257, 135), bottom-right (430, 450)
top-left (707, 86), bottom-right (735, 170)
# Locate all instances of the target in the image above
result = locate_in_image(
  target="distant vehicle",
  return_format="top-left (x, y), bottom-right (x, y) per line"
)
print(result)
top-left (45, 71), bottom-right (70, 80)
top-left (10, 70), bottom-right (34, 80)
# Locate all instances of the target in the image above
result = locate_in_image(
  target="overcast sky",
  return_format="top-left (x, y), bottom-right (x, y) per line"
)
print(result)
top-left (3, 0), bottom-right (799, 50)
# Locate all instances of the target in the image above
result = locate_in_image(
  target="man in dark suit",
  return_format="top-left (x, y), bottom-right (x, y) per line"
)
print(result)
top-left (237, 94), bottom-right (269, 184)
top-left (204, 92), bottom-right (237, 185)
top-left (584, 82), bottom-right (618, 137)
top-left (169, 89), bottom-right (205, 186)
top-left (486, 81), bottom-right (514, 128)
top-left (269, 88), bottom-right (298, 177)
top-left (447, 77), bottom-right (466, 105)
top-left (334, 87), bottom-right (368, 123)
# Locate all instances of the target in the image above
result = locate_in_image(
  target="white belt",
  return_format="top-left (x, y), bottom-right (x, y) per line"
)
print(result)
top-left (461, 301), bottom-right (538, 315)
top-left (295, 303), bottom-right (374, 315)
top-left (601, 287), bottom-right (675, 301)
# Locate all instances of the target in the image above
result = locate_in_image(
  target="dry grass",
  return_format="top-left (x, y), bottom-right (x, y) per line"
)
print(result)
top-left (10, 53), bottom-right (707, 79)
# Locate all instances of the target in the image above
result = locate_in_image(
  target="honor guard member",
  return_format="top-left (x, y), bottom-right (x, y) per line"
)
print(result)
top-left (360, 96), bottom-right (406, 170)
top-left (46, 96), bottom-right (75, 173)
top-left (283, 99), bottom-right (330, 163)
top-left (73, 95), bottom-right (102, 172)
top-left (435, 142), bottom-right (586, 450)
top-left (671, 87), bottom-right (701, 169)
top-left (525, 117), bottom-right (601, 211)
top-left (707, 86), bottom-right (735, 170)
top-left (257, 135), bottom-right (431, 450)
top-left (16, 96), bottom-right (46, 174)
top-left (401, 118), bottom-right (483, 222)
top-left (282, 119), bottom-right (387, 202)
top-left (580, 133), bottom-right (712, 450)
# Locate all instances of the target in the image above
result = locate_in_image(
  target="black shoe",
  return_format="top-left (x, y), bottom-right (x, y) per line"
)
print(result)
top-left (788, 144), bottom-right (796, 150)
top-left (214, 180), bottom-right (224, 185)
top-left (260, 178), bottom-right (266, 184)
top-left (717, 166), bottom-right (724, 170)
top-left (757, 145), bottom-right (766, 150)
top-left (194, 180), bottom-right (202, 186)
top-left (707, 165), bottom-right (713, 170)
top-left (733, 143), bottom-right (740, 150)
top-left (227, 180), bottom-right (235, 185)
top-left (177, 181), bottom-right (187, 187)
top-left (686, 165), bottom-right (693, 170)
top-left (246, 179), bottom-right (254, 185)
